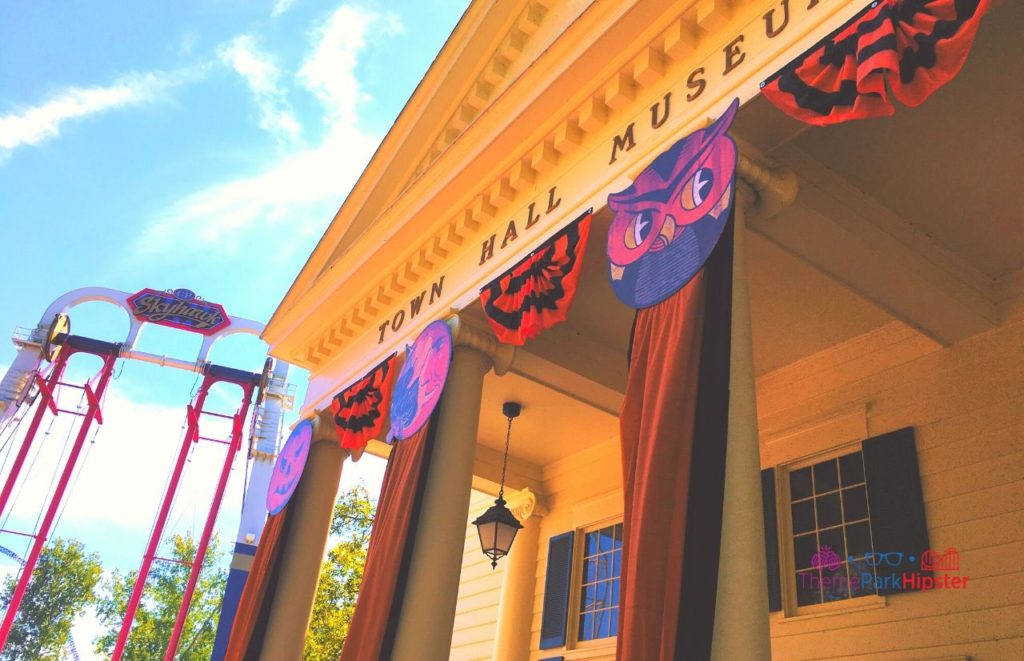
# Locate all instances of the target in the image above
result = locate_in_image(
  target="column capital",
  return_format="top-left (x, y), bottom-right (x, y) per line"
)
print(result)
top-left (506, 487), bottom-right (549, 522)
top-left (446, 314), bottom-right (515, 376)
top-left (310, 408), bottom-right (356, 461)
top-left (735, 149), bottom-right (798, 222)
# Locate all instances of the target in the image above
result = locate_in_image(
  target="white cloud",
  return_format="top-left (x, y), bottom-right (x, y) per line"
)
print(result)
top-left (299, 6), bottom-right (404, 128)
top-left (272, 0), bottom-right (298, 17)
top-left (219, 35), bottom-right (301, 144)
top-left (135, 5), bottom-right (401, 254)
top-left (0, 71), bottom-right (190, 160)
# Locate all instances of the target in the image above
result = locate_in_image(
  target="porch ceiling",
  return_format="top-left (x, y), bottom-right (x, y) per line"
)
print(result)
top-left (795, 10), bottom-right (1022, 279)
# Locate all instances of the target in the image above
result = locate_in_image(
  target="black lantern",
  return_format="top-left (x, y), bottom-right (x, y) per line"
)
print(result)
top-left (473, 401), bottom-right (525, 569)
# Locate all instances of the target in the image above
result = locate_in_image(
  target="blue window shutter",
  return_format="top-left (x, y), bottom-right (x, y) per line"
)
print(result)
top-left (539, 657), bottom-right (565, 661)
top-left (540, 531), bottom-right (574, 649)
top-left (761, 468), bottom-right (782, 612)
top-left (862, 427), bottom-right (931, 594)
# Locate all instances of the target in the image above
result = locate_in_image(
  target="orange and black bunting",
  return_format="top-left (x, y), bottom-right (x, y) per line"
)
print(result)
top-left (761, 0), bottom-right (991, 126)
top-left (479, 210), bottom-right (592, 346)
top-left (330, 354), bottom-right (396, 450)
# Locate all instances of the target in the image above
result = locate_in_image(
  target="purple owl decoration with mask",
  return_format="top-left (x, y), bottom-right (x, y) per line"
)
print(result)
top-left (607, 98), bottom-right (739, 309)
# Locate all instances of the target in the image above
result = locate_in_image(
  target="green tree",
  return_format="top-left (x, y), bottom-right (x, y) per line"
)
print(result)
top-left (303, 484), bottom-right (375, 661)
top-left (93, 533), bottom-right (227, 660)
top-left (0, 538), bottom-right (103, 661)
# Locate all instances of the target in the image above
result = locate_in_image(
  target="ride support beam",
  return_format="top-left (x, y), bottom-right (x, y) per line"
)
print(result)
top-left (110, 384), bottom-right (213, 661)
top-left (0, 348), bottom-right (118, 652)
top-left (164, 379), bottom-right (255, 660)
top-left (0, 353), bottom-right (69, 519)
top-left (113, 366), bottom-right (258, 660)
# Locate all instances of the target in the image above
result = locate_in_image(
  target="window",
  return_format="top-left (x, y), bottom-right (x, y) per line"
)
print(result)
top-left (577, 522), bottom-right (622, 642)
top-left (789, 451), bottom-right (878, 606)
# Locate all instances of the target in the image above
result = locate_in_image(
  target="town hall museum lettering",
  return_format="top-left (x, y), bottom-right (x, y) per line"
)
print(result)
top-left (610, 0), bottom-right (805, 165)
top-left (378, 0), bottom-right (819, 346)
top-left (377, 276), bottom-right (446, 344)
top-left (479, 185), bottom-right (562, 266)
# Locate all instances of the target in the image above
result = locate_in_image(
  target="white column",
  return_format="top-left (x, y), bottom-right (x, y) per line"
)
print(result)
top-left (260, 409), bottom-right (347, 661)
top-left (391, 317), bottom-right (513, 661)
top-left (710, 184), bottom-right (771, 660)
top-left (492, 488), bottom-right (546, 661)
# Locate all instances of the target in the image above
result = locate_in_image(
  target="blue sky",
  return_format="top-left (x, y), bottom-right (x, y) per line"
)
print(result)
top-left (0, 0), bottom-right (465, 655)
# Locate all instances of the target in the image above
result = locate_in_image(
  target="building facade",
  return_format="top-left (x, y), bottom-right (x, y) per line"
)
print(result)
top-left (257, 1), bottom-right (1023, 659)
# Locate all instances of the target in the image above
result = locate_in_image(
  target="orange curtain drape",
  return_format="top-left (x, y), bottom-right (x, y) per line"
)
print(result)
top-left (223, 505), bottom-right (293, 660)
top-left (338, 412), bottom-right (438, 661)
top-left (617, 221), bottom-right (733, 660)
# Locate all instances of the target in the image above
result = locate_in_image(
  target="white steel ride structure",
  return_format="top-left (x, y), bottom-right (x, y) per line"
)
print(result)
top-left (0, 286), bottom-right (293, 661)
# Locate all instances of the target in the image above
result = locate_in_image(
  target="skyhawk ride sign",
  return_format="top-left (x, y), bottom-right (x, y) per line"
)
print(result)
top-left (127, 288), bottom-right (230, 335)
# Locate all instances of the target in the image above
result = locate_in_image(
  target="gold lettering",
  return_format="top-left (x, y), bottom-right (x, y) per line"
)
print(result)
top-left (723, 35), bottom-right (746, 75)
top-left (609, 123), bottom-right (636, 165)
top-left (546, 186), bottom-right (561, 213)
top-left (430, 276), bottom-right (445, 304)
top-left (764, 0), bottom-right (790, 38)
top-left (525, 202), bottom-right (541, 229)
top-left (650, 92), bottom-right (671, 130)
top-left (391, 309), bottom-right (406, 333)
top-left (501, 220), bottom-right (519, 249)
top-left (686, 68), bottom-right (706, 102)
top-left (480, 235), bottom-right (496, 265)
top-left (409, 291), bottom-right (427, 318)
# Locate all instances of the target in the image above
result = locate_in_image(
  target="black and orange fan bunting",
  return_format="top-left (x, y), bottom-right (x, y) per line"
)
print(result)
top-left (479, 210), bottom-right (592, 346)
top-left (761, 0), bottom-right (990, 126)
top-left (330, 354), bottom-right (396, 450)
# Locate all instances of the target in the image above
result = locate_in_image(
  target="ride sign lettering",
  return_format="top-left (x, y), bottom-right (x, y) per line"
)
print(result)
top-left (127, 288), bottom-right (230, 335)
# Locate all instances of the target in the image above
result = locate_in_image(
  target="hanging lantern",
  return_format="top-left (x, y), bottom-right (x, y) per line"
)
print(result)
top-left (473, 401), bottom-right (524, 569)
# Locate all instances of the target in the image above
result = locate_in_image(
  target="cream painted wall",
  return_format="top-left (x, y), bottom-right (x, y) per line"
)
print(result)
top-left (526, 438), bottom-right (623, 661)
top-left (452, 315), bottom-right (1023, 660)
top-left (760, 316), bottom-right (1024, 661)
top-left (451, 490), bottom-right (507, 660)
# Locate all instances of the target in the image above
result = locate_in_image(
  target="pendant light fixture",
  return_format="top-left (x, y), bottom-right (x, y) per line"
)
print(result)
top-left (472, 401), bottom-right (525, 569)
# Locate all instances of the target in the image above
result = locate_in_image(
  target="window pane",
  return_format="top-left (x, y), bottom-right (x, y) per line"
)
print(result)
top-left (611, 578), bottom-right (620, 607)
top-left (842, 486), bottom-right (868, 521)
top-left (580, 612), bottom-right (594, 641)
top-left (839, 452), bottom-right (865, 486)
top-left (816, 492), bottom-right (842, 529)
top-left (609, 608), bottom-right (619, 637)
top-left (594, 581), bottom-right (611, 610)
top-left (796, 569), bottom-right (822, 606)
top-left (613, 549), bottom-right (621, 577)
top-left (848, 557), bottom-right (876, 597)
top-left (821, 563), bottom-right (850, 601)
top-left (794, 533), bottom-right (819, 569)
top-left (596, 609), bottom-right (611, 638)
top-left (581, 584), bottom-right (597, 611)
top-left (845, 521), bottom-right (873, 560)
top-left (599, 526), bottom-right (615, 552)
top-left (814, 460), bottom-right (839, 494)
top-left (818, 526), bottom-right (846, 562)
top-left (790, 467), bottom-right (813, 500)
top-left (791, 499), bottom-right (816, 535)
top-left (614, 523), bottom-right (623, 549)
top-left (586, 531), bottom-right (600, 555)
top-left (597, 555), bottom-right (612, 580)
top-left (583, 557), bottom-right (597, 584)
